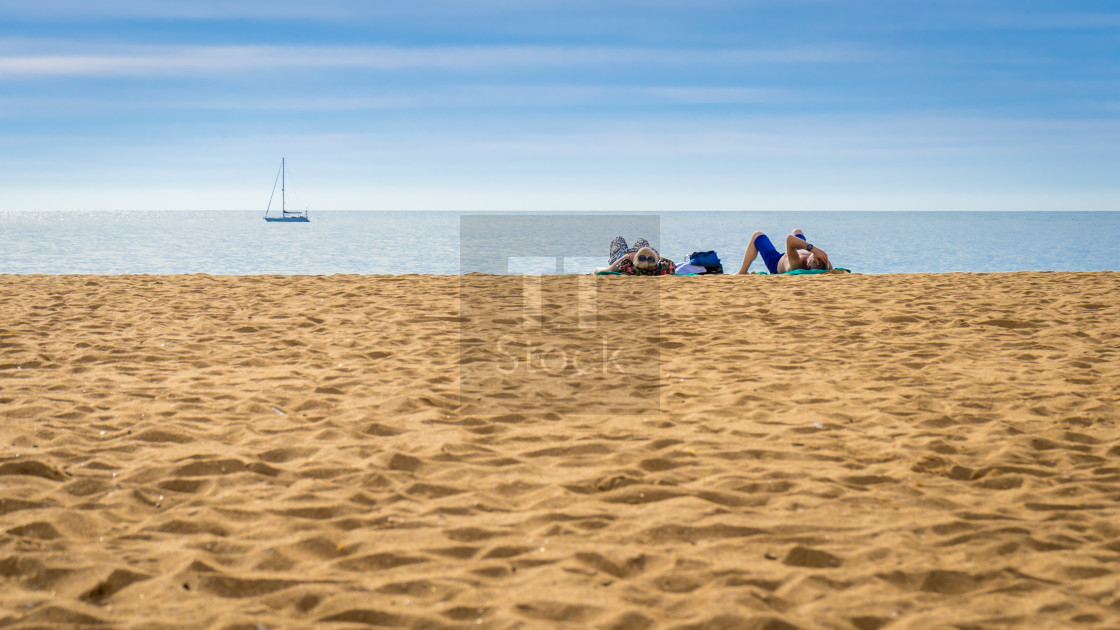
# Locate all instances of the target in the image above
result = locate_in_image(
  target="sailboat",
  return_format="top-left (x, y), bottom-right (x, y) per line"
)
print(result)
top-left (263, 158), bottom-right (310, 222)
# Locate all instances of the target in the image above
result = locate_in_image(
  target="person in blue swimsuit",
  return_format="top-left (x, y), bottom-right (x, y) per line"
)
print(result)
top-left (735, 229), bottom-right (832, 274)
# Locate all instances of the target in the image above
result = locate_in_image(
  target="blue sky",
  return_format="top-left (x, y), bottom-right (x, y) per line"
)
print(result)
top-left (1, 0), bottom-right (1118, 211)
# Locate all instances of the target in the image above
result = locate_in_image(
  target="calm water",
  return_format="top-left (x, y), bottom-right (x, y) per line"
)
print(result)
top-left (1, 211), bottom-right (1117, 275)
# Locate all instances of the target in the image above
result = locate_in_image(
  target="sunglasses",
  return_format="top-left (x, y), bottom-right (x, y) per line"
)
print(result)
top-left (637, 255), bottom-right (658, 262)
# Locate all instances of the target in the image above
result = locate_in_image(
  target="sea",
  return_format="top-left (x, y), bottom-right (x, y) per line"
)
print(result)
top-left (1, 210), bottom-right (1118, 275)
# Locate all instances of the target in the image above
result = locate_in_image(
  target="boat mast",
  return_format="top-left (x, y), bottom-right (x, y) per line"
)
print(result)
top-left (281, 157), bottom-right (286, 213)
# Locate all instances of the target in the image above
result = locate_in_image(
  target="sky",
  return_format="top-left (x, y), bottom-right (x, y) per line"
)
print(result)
top-left (1, 0), bottom-right (1118, 211)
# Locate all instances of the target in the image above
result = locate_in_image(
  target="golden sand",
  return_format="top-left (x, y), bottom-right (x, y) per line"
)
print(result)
top-left (1, 272), bottom-right (1119, 629)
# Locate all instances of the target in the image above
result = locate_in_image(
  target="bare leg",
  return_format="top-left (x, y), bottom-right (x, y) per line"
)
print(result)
top-left (736, 231), bottom-right (764, 274)
top-left (609, 236), bottom-right (628, 263)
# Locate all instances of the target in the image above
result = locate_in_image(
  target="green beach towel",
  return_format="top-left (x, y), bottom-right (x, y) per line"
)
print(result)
top-left (751, 268), bottom-right (850, 275)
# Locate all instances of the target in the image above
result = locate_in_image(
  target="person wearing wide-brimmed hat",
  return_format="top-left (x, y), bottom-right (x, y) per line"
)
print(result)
top-left (596, 237), bottom-right (675, 275)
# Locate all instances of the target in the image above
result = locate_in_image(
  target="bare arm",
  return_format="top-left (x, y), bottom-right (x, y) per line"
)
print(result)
top-left (784, 233), bottom-right (829, 270)
top-left (595, 252), bottom-right (633, 273)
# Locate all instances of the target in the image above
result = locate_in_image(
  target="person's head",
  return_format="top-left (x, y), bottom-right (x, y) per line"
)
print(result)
top-left (633, 247), bottom-right (659, 271)
top-left (806, 254), bottom-right (831, 271)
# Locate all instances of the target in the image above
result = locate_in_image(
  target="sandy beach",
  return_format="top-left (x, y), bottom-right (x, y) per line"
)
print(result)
top-left (2, 271), bottom-right (1119, 629)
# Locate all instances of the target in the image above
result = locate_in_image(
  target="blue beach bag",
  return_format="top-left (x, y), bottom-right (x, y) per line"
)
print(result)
top-left (688, 251), bottom-right (723, 274)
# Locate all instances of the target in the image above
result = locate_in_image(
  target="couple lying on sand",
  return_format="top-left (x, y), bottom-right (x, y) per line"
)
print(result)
top-left (596, 229), bottom-right (833, 276)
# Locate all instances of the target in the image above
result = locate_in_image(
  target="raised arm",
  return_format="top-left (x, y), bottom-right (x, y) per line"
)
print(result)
top-left (595, 252), bottom-right (633, 273)
top-left (784, 233), bottom-right (829, 270)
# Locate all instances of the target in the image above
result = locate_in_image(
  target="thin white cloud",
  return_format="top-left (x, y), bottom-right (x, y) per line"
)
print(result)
top-left (0, 0), bottom-right (360, 20)
top-left (209, 84), bottom-right (795, 110)
top-left (0, 43), bottom-right (871, 79)
top-left (0, 84), bottom-right (799, 114)
top-left (0, 0), bottom-right (854, 21)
